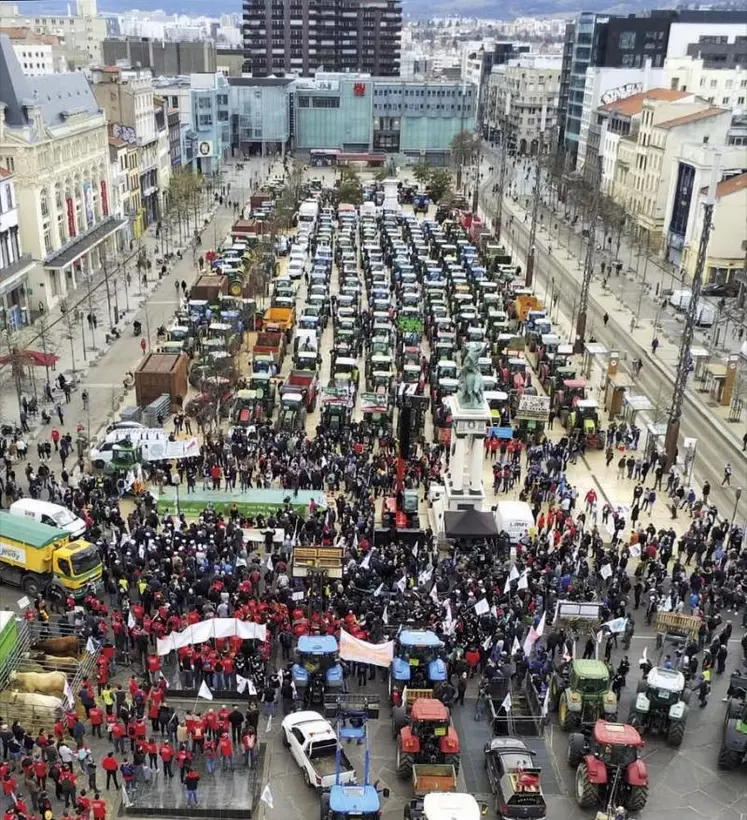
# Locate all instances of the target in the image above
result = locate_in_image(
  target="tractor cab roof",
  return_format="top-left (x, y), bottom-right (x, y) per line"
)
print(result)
top-left (411, 698), bottom-right (450, 722)
top-left (329, 785), bottom-right (380, 814)
top-left (646, 667), bottom-right (686, 692)
top-left (593, 721), bottom-right (643, 748)
top-left (572, 659), bottom-right (610, 679)
top-left (422, 793), bottom-right (481, 820)
top-left (399, 629), bottom-right (443, 647)
top-left (297, 635), bottom-right (337, 654)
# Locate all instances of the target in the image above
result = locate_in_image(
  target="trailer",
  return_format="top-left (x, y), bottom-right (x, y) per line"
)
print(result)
top-left (281, 370), bottom-right (319, 412)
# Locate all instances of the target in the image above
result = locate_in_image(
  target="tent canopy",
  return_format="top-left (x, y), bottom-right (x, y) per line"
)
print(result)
top-left (444, 509), bottom-right (499, 539)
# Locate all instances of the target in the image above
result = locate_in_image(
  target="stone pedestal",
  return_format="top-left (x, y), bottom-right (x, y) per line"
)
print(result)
top-left (443, 393), bottom-right (492, 513)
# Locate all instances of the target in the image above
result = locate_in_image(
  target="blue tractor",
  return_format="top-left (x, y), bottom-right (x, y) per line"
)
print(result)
top-left (321, 695), bottom-right (388, 820)
top-left (390, 630), bottom-right (447, 702)
top-left (292, 635), bottom-right (344, 707)
top-left (413, 194), bottom-right (430, 215)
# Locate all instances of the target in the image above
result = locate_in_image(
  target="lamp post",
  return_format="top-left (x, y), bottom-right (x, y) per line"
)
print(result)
top-left (728, 487), bottom-right (743, 547)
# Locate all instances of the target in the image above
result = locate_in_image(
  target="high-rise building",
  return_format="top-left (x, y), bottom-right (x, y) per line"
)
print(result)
top-left (243, 0), bottom-right (402, 78)
top-left (558, 8), bottom-right (747, 166)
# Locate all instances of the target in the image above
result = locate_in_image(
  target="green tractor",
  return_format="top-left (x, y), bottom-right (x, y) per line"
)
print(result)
top-left (550, 659), bottom-right (617, 731)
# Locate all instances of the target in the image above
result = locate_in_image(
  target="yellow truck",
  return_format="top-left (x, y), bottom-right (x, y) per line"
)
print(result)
top-left (263, 306), bottom-right (295, 332)
top-left (0, 512), bottom-right (102, 599)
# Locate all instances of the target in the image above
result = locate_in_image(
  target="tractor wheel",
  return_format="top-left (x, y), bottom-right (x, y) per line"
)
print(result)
top-left (574, 762), bottom-right (600, 809)
top-left (681, 688), bottom-right (692, 705)
top-left (559, 693), bottom-right (581, 731)
top-left (549, 678), bottom-right (560, 712)
top-left (667, 720), bottom-right (685, 747)
top-left (727, 699), bottom-right (743, 720)
top-left (567, 733), bottom-right (586, 768)
top-left (444, 753), bottom-right (460, 776)
top-left (396, 745), bottom-right (414, 779)
top-left (626, 785), bottom-right (649, 812)
top-left (718, 745), bottom-right (741, 770)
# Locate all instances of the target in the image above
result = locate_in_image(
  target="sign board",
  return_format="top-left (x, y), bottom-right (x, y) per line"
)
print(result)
top-left (515, 394), bottom-right (551, 422)
top-left (17, 596), bottom-right (30, 609)
top-left (197, 140), bottom-right (213, 157)
top-left (291, 591), bottom-right (305, 601)
top-left (0, 542), bottom-right (26, 565)
top-left (140, 438), bottom-right (200, 462)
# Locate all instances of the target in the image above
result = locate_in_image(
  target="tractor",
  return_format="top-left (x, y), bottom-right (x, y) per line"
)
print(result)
top-left (626, 666), bottom-right (690, 747)
top-left (291, 635), bottom-right (343, 707)
top-left (550, 659), bottom-right (617, 731)
top-left (392, 694), bottom-right (460, 779)
top-left (717, 673), bottom-right (747, 769)
top-left (567, 721), bottom-right (648, 813)
top-left (390, 630), bottom-right (448, 704)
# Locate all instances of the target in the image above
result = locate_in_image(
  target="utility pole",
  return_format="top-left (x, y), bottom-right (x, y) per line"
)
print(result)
top-left (494, 116), bottom-right (510, 243)
top-left (574, 159), bottom-right (602, 354)
top-left (525, 135), bottom-right (543, 288)
top-left (665, 161), bottom-right (719, 469)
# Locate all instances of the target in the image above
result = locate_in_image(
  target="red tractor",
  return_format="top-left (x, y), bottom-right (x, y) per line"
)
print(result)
top-left (393, 696), bottom-right (460, 779)
top-left (567, 721), bottom-right (648, 813)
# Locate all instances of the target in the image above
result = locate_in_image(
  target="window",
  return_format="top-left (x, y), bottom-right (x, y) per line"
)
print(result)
top-left (738, 97), bottom-right (745, 105)
top-left (723, 97), bottom-right (730, 104)
top-left (618, 31), bottom-right (636, 50)
top-left (312, 96), bottom-right (339, 108)
top-left (297, 95), bottom-right (310, 107)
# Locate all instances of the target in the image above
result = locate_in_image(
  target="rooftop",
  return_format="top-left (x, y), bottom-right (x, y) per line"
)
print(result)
top-left (601, 88), bottom-right (689, 117)
top-left (657, 106), bottom-right (726, 130)
top-left (715, 172), bottom-right (747, 199)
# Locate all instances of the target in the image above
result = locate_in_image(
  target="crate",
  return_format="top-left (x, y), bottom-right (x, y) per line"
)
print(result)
top-left (142, 394), bottom-right (171, 428)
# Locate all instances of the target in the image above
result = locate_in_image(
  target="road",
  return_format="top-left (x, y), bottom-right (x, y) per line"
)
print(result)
top-left (479, 148), bottom-right (747, 529)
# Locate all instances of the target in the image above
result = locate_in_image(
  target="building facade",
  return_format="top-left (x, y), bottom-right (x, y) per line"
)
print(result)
top-left (228, 77), bottom-right (292, 158)
top-left (243, 0), bottom-right (402, 78)
top-left (184, 73), bottom-right (230, 175)
top-left (102, 38), bottom-right (217, 76)
top-left (663, 143), bottom-right (747, 280)
top-left (486, 56), bottom-right (561, 155)
top-left (292, 75), bottom-right (476, 163)
top-left (0, 35), bottom-right (123, 312)
top-left (11, 40), bottom-right (55, 75)
top-left (0, 168), bottom-right (34, 328)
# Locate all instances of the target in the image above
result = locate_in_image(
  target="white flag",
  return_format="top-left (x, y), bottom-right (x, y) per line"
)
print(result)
top-left (247, 679), bottom-right (257, 696)
top-left (535, 611), bottom-right (546, 638)
top-left (509, 565), bottom-right (520, 582)
top-left (602, 617), bottom-right (628, 634)
top-left (63, 677), bottom-right (75, 706)
top-left (596, 630), bottom-right (604, 644)
top-left (600, 564), bottom-right (612, 580)
top-left (197, 680), bottom-right (213, 701)
top-left (360, 551), bottom-right (371, 570)
top-left (517, 570), bottom-right (528, 590)
top-left (353, 531), bottom-right (359, 549)
top-left (86, 636), bottom-right (98, 654)
top-left (418, 566), bottom-right (433, 586)
top-left (503, 575), bottom-right (512, 594)
top-left (127, 610), bottom-right (136, 629)
top-left (236, 675), bottom-right (249, 694)
top-left (482, 634), bottom-right (492, 650)
top-left (501, 692), bottom-right (512, 712)
top-left (490, 604), bottom-right (498, 618)
top-left (396, 575), bottom-right (407, 593)
top-left (373, 583), bottom-right (384, 597)
top-left (541, 686), bottom-right (550, 718)
top-left (523, 631), bottom-right (537, 657)
top-left (260, 783), bottom-right (274, 810)
top-left (266, 552), bottom-right (274, 572)
top-left (382, 605), bottom-right (389, 626)
top-left (511, 636), bottom-right (521, 655)
top-left (430, 584), bottom-right (439, 604)
top-left (639, 646), bottom-right (648, 668)
top-left (474, 598), bottom-right (490, 617)
top-left (121, 784), bottom-right (132, 808)
top-left (412, 542), bottom-right (419, 558)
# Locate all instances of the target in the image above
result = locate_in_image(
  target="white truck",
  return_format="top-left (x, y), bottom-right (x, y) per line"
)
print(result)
top-left (298, 199), bottom-right (320, 228)
top-left (281, 711), bottom-right (356, 790)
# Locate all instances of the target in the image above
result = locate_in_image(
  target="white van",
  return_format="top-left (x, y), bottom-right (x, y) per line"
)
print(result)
top-left (10, 499), bottom-right (87, 539)
top-left (668, 289), bottom-right (692, 310)
top-left (494, 501), bottom-right (535, 544)
top-left (695, 303), bottom-right (716, 327)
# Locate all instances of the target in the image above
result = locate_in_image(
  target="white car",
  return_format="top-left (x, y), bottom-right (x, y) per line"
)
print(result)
top-left (287, 260), bottom-right (306, 281)
top-left (280, 711), bottom-right (356, 789)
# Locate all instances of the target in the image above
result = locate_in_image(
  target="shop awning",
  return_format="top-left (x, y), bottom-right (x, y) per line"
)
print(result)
top-left (444, 509), bottom-right (499, 539)
top-left (44, 217), bottom-right (126, 270)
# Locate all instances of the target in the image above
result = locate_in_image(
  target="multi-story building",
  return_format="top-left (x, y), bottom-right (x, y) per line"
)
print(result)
top-left (663, 143), bottom-right (746, 280)
top-left (10, 38), bottom-right (55, 75)
top-left (167, 108), bottom-right (182, 168)
top-left (559, 8), bottom-right (747, 166)
top-left (614, 94), bottom-right (732, 251)
top-left (0, 168), bottom-right (34, 328)
top-left (577, 62), bottom-right (668, 173)
top-left (107, 126), bottom-right (141, 247)
top-left (485, 56), bottom-right (561, 155)
top-left (228, 77), bottom-right (293, 158)
top-left (0, 0), bottom-right (107, 67)
top-left (292, 75), bottom-right (476, 163)
top-left (185, 72), bottom-right (230, 175)
top-left (102, 38), bottom-right (218, 76)
top-left (90, 66), bottom-right (163, 230)
top-left (243, 0), bottom-right (402, 78)
top-left (0, 35), bottom-right (123, 311)
top-left (666, 56), bottom-right (746, 113)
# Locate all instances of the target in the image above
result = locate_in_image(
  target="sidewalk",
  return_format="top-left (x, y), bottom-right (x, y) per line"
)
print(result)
top-left (477, 161), bottom-right (745, 454)
top-left (1, 158), bottom-right (282, 448)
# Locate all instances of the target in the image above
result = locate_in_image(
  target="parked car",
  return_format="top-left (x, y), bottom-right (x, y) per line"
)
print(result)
top-left (702, 281), bottom-right (739, 298)
top-left (280, 711), bottom-right (356, 790)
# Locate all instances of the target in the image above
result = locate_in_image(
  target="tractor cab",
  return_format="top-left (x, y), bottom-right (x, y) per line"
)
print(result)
top-left (391, 630), bottom-right (447, 693)
top-left (570, 399), bottom-right (600, 436)
top-left (485, 391), bottom-right (509, 427)
top-left (321, 389), bottom-right (353, 432)
top-left (291, 635), bottom-right (343, 706)
top-left (249, 372), bottom-right (276, 414)
top-left (231, 389), bottom-right (262, 426)
top-left (334, 357), bottom-right (359, 389)
top-left (276, 393), bottom-right (306, 432)
top-left (434, 360), bottom-right (458, 382)
top-left (295, 349), bottom-right (319, 372)
top-left (403, 364), bottom-right (422, 385)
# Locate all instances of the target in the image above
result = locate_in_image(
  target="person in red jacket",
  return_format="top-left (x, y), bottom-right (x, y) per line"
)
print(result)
top-left (218, 734), bottom-right (233, 771)
top-left (203, 738), bottom-right (216, 774)
top-left (465, 645), bottom-right (481, 678)
top-left (175, 745), bottom-right (192, 783)
top-left (159, 741), bottom-right (174, 779)
top-left (89, 706), bottom-right (103, 739)
top-left (146, 654), bottom-right (161, 686)
top-left (91, 794), bottom-right (107, 820)
top-left (33, 756), bottom-right (48, 790)
top-left (101, 753), bottom-right (119, 791)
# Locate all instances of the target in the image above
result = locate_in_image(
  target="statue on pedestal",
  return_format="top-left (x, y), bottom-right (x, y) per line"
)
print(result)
top-left (457, 343), bottom-right (485, 409)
